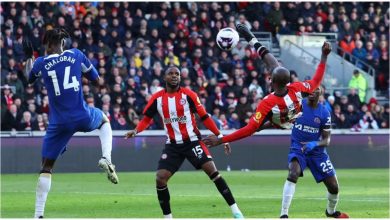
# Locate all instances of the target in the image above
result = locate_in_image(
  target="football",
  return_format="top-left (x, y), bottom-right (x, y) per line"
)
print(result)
top-left (216, 27), bottom-right (240, 51)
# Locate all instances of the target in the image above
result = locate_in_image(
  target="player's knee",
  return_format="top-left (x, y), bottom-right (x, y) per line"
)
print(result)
top-left (209, 171), bottom-right (221, 182)
top-left (40, 168), bottom-right (52, 174)
top-left (287, 171), bottom-right (299, 183)
top-left (156, 172), bottom-right (168, 186)
top-left (328, 183), bottom-right (339, 194)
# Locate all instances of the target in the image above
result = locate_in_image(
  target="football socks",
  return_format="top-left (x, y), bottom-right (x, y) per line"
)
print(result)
top-left (157, 185), bottom-right (171, 215)
top-left (34, 173), bottom-right (51, 218)
top-left (281, 180), bottom-right (296, 216)
top-left (99, 122), bottom-right (112, 162)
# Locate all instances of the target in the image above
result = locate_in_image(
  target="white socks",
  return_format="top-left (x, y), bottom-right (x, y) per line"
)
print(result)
top-left (230, 203), bottom-right (242, 214)
top-left (281, 180), bottom-right (296, 216)
top-left (249, 38), bottom-right (259, 46)
top-left (99, 122), bottom-right (112, 162)
top-left (164, 214), bottom-right (173, 218)
top-left (34, 173), bottom-right (52, 218)
top-left (327, 192), bottom-right (339, 215)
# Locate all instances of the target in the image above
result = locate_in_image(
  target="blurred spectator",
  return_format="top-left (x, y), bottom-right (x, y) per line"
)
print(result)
top-left (348, 70), bottom-right (367, 103)
top-left (227, 112), bottom-right (241, 129)
top-left (8, 71), bottom-right (24, 99)
top-left (344, 104), bottom-right (360, 126)
top-left (2, 104), bottom-right (20, 131)
top-left (236, 95), bottom-right (252, 125)
top-left (1, 85), bottom-right (14, 110)
top-left (365, 41), bottom-right (380, 67)
top-left (351, 40), bottom-right (367, 68)
top-left (36, 114), bottom-right (48, 131)
top-left (318, 94), bottom-right (332, 113)
top-left (18, 111), bottom-right (38, 131)
top-left (339, 34), bottom-right (355, 58)
top-left (351, 111), bottom-right (379, 131)
top-left (332, 104), bottom-right (350, 128)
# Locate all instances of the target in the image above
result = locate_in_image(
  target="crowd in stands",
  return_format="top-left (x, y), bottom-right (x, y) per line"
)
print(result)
top-left (1, 2), bottom-right (389, 132)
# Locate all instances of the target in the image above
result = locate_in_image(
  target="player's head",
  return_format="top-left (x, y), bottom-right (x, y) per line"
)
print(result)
top-left (42, 28), bottom-right (70, 53)
top-left (164, 66), bottom-right (181, 89)
top-left (271, 66), bottom-right (290, 90)
top-left (308, 85), bottom-right (323, 103)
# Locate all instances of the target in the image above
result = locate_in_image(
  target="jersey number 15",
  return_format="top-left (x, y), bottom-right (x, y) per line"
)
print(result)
top-left (48, 66), bottom-right (80, 96)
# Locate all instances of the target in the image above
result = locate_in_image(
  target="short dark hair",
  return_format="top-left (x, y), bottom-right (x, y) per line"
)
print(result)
top-left (164, 65), bottom-right (180, 74)
top-left (42, 28), bottom-right (70, 47)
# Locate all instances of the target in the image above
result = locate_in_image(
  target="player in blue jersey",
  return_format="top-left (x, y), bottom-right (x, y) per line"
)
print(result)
top-left (23, 28), bottom-right (118, 218)
top-left (279, 86), bottom-right (349, 218)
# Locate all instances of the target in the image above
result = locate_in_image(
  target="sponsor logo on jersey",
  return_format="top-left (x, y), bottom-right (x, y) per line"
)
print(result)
top-left (294, 123), bottom-right (319, 133)
top-left (163, 116), bottom-right (187, 124)
top-left (180, 98), bottom-right (187, 105)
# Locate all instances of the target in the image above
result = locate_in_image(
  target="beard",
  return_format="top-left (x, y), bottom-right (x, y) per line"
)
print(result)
top-left (167, 82), bottom-right (179, 89)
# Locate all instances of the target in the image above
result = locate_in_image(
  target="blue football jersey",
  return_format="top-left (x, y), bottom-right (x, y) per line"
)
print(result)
top-left (29, 48), bottom-right (99, 124)
top-left (291, 99), bottom-right (331, 154)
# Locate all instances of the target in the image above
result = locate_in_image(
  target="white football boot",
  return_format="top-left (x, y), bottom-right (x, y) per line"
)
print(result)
top-left (98, 157), bottom-right (119, 184)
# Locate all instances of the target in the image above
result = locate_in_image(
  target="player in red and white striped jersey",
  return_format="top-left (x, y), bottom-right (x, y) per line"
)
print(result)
top-left (124, 66), bottom-right (243, 219)
top-left (204, 24), bottom-right (331, 147)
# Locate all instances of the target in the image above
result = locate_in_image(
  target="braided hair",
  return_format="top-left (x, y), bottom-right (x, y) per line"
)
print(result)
top-left (42, 28), bottom-right (70, 47)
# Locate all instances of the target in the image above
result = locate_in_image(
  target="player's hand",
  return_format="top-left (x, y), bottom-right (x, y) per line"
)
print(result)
top-left (23, 38), bottom-right (34, 59)
top-left (124, 130), bottom-right (137, 139)
top-left (322, 41), bottom-right (332, 56)
top-left (203, 135), bottom-right (223, 147)
top-left (223, 143), bottom-right (231, 155)
top-left (301, 141), bottom-right (318, 152)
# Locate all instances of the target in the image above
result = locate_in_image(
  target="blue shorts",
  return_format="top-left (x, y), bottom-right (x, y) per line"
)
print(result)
top-left (288, 149), bottom-right (336, 183)
top-left (42, 107), bottom-right (104, 160)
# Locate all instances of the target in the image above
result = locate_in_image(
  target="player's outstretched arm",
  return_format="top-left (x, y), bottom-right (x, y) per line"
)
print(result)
top-left (23, 39), bottom-right (36, 84)
top-left (307, 42), bottom-right (331, 91)
top-left (236, 23), bottom-right (279, 71)
top-left (124, 116), bottom-right (153, 139)
top-left (291, 42), bottom-right (331, 94)
top-left (203, 120), bottom-right (259, 147)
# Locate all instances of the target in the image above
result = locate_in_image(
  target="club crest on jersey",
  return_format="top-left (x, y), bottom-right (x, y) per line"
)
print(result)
top-left (180, 98), bottom-right (187, 105)
top-left (314, 117), bottom-right (321, 124)
top-left (254, 112), bottom-right (262, 123)
top-left (161, 153), bottom-right (167, 159)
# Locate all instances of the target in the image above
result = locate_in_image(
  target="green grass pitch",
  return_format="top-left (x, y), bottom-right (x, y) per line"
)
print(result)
top-left (1, 169), bottom-right (389, 218)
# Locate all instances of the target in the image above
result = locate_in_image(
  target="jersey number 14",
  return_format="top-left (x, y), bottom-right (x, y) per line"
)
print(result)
top-left (48, 66), bottom-right (80, 96)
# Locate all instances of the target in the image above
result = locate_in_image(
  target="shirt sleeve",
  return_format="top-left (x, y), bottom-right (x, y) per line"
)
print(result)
top-left (186, 89), bottom-right (208, 120)
top-left (80, 50), bottom-right (99, 81)
top-left (143, 95), bottom-right (158, 118)
top-left (289, 62), bottom-right (326, 93)
top-left (321, 107), bottom-right (332, 131)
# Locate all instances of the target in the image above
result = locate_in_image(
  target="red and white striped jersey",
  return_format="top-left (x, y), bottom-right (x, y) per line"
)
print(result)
top-left (143, 87), bottom-right (208, 144)
top-left (251, 81), bottom-right (315, 129)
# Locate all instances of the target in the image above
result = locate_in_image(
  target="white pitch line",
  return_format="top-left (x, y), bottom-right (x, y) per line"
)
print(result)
top-left (4, 190), bottom-right (389, 203)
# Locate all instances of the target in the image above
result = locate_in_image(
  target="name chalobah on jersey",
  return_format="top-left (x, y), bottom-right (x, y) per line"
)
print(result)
top-left (45, 55), bottom-right (76, 70)
top-left (163, 116), bottom-right (187, 124)
top-left (294, 123), bottom-right (319, 133)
